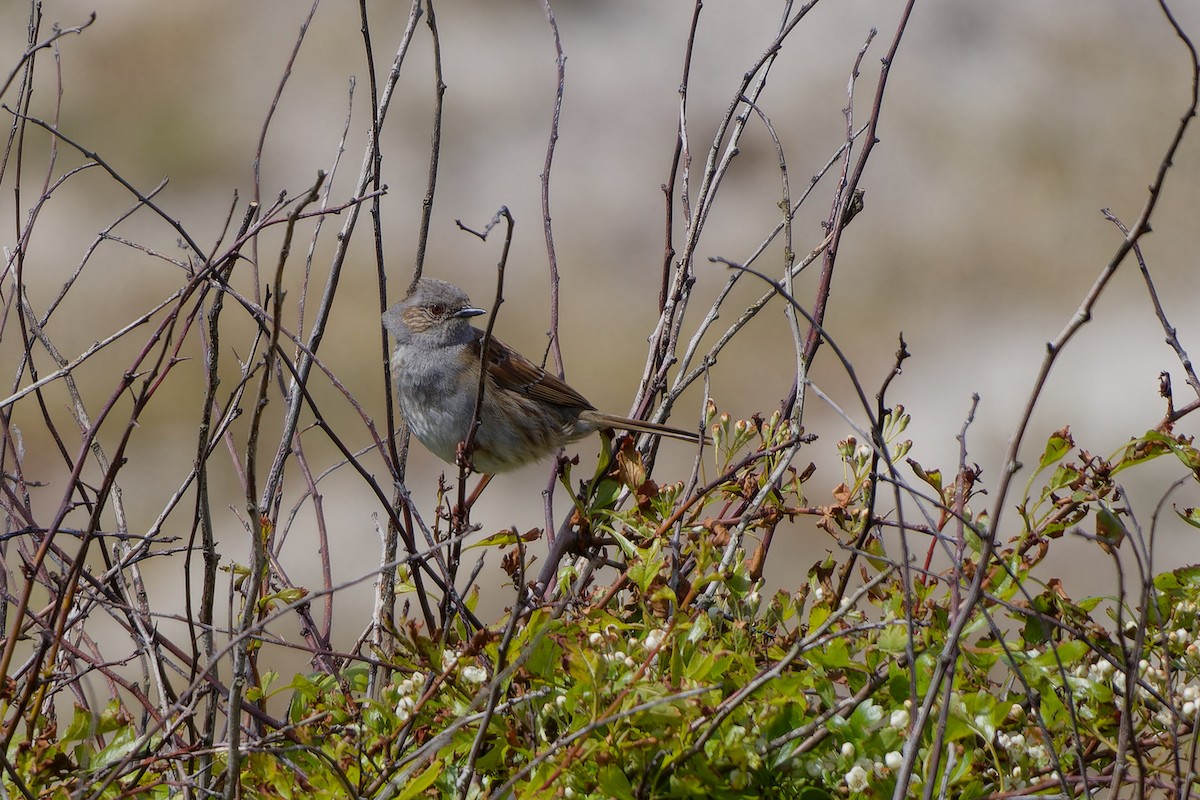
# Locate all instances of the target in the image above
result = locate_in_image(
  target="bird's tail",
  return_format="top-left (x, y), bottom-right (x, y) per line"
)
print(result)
top-left (593, 413), bottom-right (713, 447)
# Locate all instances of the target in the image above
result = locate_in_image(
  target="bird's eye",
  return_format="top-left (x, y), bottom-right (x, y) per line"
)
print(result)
top-left (428, 304), bottom-right (447, 317)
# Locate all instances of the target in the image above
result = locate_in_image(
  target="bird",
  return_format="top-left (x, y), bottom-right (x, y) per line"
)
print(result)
top-left (383, 278), bottom-right (706, 473)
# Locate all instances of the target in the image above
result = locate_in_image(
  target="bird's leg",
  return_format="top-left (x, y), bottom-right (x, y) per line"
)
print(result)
top-left (465, 472), bottom-right (494, 508)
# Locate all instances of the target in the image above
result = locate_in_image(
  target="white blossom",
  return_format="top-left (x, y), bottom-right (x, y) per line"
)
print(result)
top-left (845, 764), bottom-right (869, 793)
top-left (461, 665), bottom-right (488, 683)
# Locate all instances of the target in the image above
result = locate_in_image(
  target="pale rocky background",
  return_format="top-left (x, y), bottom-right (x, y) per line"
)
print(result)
top-left (2, 1), bottom-right (1199, 674)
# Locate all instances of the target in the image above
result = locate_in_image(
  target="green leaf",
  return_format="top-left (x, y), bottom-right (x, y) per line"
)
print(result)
top-left (1095, 503), bottom-right (1126, 552)
top-left (521, 633), bottom-right (561, 679)
top-left (943, 710), bottom-right (975, 742)
top-left (809, 638), bottom-right (850, 669)
top-left (962, 638), bottom-right (1000, 671)
top-left (63, 705), bottom-right (94, 743)
top-left (469, 529), bottom-right (525, 548)
top-left (91, 725), bottom-right (141, 770)
top-left (259, 586), bottom-right (308, 612)
top-left (1180, 565), bottom-right (1200, 585)
top-left (1115, 429), bottom-right (1200, 474)
top-left (877, 621), bottom-right (911, 654)
top-left (1021, 594), bottom-right (1056, 645)
top-left (1037, 429), bottom-right (1073, 472)
top-left (685, 652), bottom-right (717, 682)
top-left (1045, 463), bottom-right (1081, 493)
top-left (626, 540), bottom-right (665, 593)
top-left (396, 760), bottom-right (443, 800)
top-left (287, 673), bottom-right (326, 721)
top-left (1029, 640), bottom-right (1090, 668)
top-left (962, 691), bottom-right (997, 740)
top-left (606, 525), bottom-right (641, 560)
top-left (907, 458), bottom-right (943, 494)
top-left (597, 764), bottom-right (636, 799)
top-left (1174, 505), bottom-right (1200, 530)
top-left (590, 477), bottom-right (622, 510)
top-left (808, 604), bottom-right (830, 632)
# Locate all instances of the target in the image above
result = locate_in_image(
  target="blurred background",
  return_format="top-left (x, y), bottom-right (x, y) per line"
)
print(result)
top-left (1, 0), bottom-right (1198, 671)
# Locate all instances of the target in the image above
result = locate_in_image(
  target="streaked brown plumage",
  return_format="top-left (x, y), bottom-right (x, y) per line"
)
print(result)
top-left (383, 278), bottom-right (705, 473)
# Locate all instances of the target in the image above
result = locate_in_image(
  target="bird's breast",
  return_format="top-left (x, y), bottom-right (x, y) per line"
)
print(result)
top-left (392, 344), bottom-right (479, 464)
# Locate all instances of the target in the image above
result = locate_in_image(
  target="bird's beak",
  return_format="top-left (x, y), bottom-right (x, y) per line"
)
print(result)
top-left (455, 307), bottom-right (486, 319)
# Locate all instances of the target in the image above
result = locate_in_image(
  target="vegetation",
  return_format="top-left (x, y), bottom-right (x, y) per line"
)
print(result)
top-left (0, 1), bottom-right (1198, 798)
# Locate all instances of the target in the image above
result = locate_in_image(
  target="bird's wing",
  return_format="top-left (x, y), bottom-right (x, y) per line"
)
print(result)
top-left (468, 334), bottom-right (595, 410)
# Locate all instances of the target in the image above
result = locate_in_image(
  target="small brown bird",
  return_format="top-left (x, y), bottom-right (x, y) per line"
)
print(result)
top-left (383, 278), bottom-right (705, 473)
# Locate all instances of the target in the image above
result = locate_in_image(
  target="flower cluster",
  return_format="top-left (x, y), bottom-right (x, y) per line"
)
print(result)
top-left (393, 672), bottom-right (426, 723)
